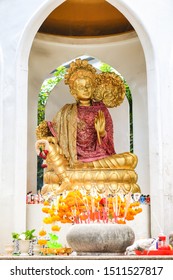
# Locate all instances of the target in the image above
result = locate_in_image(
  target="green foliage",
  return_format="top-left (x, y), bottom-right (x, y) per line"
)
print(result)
top-left (12, 232), bottom-right (20, 240)
top-left (53, 66), bottom-right (67, 78)
top-left (23, 229), bottom-right (36, 240)
top-left (12, 229), bottom-right (36, 240)
top-left (37, 156), bottom-right (43, 191)
top-left (47, 233), bottom-right (62, 249)
top-left (99, 63), bottom-right (113, 73)
top-left (37, 66), bottom-right (67, 125)
top-left (124, 81), bottom-right (133, 153)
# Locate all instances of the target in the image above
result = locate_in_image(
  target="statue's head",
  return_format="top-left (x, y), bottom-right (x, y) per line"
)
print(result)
top-left (64, 59), bottom-right (96, 101)
top-left (64, 59), bottom-right (126, 107)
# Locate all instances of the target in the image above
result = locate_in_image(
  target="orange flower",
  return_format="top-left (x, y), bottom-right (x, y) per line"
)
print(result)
top-left (80, 213), bottom-right (88, 221)
top-left (126, 215), bottom-right (134, 221)
top-left (51, 215), bottom-right (59, 222)
top-left (43, 217), bottom-right (53, 224)
top-left (39, 229), bottom-right (47, 236)
top-left (40, 190), bottom-right (143, 226)
top-left (42, 207), bottom-right (50, 214)
top-left (137, 207), bottom-right (142, 213)
top-left (48, 209), bottom-right (55, 216)
top-left (43, 201), bottom-right (50, 206)
top-left (117, 219), bottom-right (126, 224)
top-left (51, 225), bottom-right (61, 231)
top-left (38, 239), bottom-right (47, 246)
top-left (61, 218), bottom-right (72, 223)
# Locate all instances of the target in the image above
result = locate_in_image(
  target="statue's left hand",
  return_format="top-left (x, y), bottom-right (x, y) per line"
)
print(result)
top-left (94, 110), bottom-right (106, 144)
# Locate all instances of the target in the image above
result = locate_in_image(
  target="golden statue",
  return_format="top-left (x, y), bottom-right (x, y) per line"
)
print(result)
top-left (35, 59), bottom-right (140, 196)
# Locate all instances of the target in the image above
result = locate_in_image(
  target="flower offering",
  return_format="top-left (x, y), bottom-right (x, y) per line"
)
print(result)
top-left (41, 190), bottom-right (142, 227)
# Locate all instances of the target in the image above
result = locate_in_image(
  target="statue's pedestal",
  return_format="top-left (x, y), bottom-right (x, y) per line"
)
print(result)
top-left (66, 224), bottom-right (135, 255)
top-left (45, 168), bottom-right (140, 194)
top-left (66, 168), bottom-right (140, 194)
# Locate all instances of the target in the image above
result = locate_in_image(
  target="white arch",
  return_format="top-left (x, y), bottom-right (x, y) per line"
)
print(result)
top-left (107, 2), bottom-right (163, 236)
top-left (0, 46), bottom-right (3, 191)
top-left (15, 0), bottom-right (161, 237)
top-left (14, 0), bottom-right (65, 233)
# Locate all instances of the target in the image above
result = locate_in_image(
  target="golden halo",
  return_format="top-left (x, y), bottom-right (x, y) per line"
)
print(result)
top-left (94, 72), bottom-right (126, 108)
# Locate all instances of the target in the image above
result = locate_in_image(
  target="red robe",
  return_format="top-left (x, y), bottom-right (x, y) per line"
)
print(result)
top-left (48, 102), bottom-right (115, 164)
top-left (77, 102), bottom-right (115, 162)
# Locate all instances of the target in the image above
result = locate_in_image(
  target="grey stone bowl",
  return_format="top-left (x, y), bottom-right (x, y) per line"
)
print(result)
top-left (66, 223), bottom-right (135, 255)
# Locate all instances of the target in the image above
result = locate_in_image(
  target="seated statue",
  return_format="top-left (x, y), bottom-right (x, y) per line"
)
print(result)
top-left (35, 59), bottom-right (140, 195)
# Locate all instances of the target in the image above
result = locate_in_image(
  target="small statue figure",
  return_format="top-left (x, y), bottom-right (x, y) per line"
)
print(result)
top-left (35, 59), bottom-right (140, 195)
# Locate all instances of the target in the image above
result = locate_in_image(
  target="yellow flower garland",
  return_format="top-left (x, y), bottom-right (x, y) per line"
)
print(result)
top-left (42, 190), bottom-right (142, 226)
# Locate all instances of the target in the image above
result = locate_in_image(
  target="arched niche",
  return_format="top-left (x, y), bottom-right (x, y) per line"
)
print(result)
top-left (28, 30), bottom-right (149, 194)
top-left (34, 54), bottom-right (134, 190)
top-left (15, 0), bottom-right (157, 238)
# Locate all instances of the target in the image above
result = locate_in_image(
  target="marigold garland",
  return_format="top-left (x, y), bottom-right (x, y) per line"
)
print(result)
top-left (42, 190), bottom-right (142, 226)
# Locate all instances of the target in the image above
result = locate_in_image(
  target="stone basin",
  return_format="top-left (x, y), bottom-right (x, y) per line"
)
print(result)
top-left (66, 223), bottom-right (135, 255)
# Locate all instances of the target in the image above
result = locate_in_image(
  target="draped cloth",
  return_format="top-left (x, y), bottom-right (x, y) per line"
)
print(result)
top-left (51, 103), bottom-right (78, 166)
top-left (51, 102), bottom-right (115, 167)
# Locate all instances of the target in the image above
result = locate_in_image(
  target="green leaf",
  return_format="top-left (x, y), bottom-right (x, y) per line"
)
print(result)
top-left (23, 229), bottom-right (36, 240)
top-left (99, 63), bottom-right (113, 73)
top-left (12, 232), bottom-right (20, 240)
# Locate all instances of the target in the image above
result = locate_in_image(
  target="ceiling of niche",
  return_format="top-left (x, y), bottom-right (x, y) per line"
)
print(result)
top-left (38, 0), bottom-right (134, 37)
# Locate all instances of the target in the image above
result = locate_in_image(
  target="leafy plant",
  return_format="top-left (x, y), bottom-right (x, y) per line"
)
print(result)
top-left (38, 66), bottom-right (67, 125)
top-left (47, 233), bottom-right (62, 249)
top-left (24, 229), bottom-right (36, 240)
top-left (12, 232), bottom-right (20, 240)
top-left (12, 229), bottom-right (36, 240)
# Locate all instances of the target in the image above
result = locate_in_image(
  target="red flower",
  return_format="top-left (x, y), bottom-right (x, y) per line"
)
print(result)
top-left (41, 163), bottom-right (47, 169)
top-left (39, 152), bottom-right (46, 159)
top-left (44, 150), bottom-right (49, 155)
top-left (99, 197), bottom-right (107, 206)
top-left (39, 150), bottom-right (49, 159)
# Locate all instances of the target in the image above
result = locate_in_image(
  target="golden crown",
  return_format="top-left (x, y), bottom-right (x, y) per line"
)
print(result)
top-left (64, 59), bottom-right (96, 87)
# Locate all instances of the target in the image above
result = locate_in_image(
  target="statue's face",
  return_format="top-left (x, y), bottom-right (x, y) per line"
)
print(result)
top-left (73, 77), bottom-right (93, 101)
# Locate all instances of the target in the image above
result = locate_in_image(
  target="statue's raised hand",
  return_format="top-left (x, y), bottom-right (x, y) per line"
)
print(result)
top-left (94, 110), bottom-right (106, 144)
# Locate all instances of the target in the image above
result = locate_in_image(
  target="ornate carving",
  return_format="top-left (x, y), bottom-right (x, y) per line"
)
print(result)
top-left (94, 72), bottom-right (126, 108)
top-left (36, 120), bottom-right (52, 139)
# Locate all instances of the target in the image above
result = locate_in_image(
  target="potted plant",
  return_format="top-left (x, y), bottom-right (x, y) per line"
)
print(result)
top-left (12, 229), bottom-right (36, 255)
